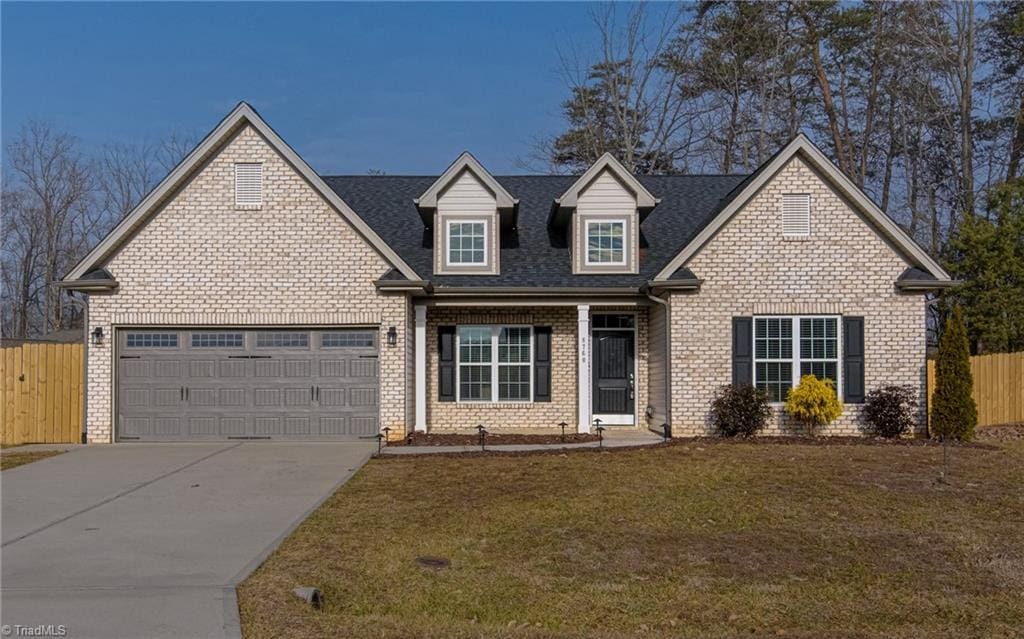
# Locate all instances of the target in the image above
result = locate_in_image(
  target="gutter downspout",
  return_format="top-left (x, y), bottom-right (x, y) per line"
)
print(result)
top-left (645, 291), bottom-right (672, 438)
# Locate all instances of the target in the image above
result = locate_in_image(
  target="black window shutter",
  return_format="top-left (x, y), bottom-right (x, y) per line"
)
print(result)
top-left (843, 316), bottom-right (865, 403)
top-left (732, 317), bottom-right (753, 386)
top-left (438, 326), bottom-right (456, 402)
top-left (534, 326), bottom-right (552, 402)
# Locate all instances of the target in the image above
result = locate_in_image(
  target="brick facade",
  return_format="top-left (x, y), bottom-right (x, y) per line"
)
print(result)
top-left (84, 124), bottom-right (410, 442)
top-left (667, 155), bottom-right (927, 436)
top-left (424, 306), bottom-right (650, 434)
top-left (80, 121), bottom-right (927, 443)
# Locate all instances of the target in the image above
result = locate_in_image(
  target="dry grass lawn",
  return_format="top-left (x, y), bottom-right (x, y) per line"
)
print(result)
top-left (0, 450), bottom-right (63, 470)
top-left (239, 438), bottom-right (1024, 638)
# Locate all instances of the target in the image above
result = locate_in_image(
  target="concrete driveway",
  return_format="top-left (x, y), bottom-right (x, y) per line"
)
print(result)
top-left (1, 442), bottom-right (374, 639)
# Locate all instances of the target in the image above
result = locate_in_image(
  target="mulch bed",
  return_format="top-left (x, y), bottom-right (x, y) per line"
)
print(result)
top-left (976, 423), bottom-right (1024, 442)
top-left (382, 432), bottom-right (1000, 458)
top-left (390, 431), bottom-right (602, 447)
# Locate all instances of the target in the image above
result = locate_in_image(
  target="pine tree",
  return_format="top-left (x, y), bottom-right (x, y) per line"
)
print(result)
top-left (948, 178), bottom-right (1024, 353)
top-left (931, 307), bottom-right (977, 441)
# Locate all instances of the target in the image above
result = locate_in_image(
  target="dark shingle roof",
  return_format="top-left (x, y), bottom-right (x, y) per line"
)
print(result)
top-left (322, 173), bottom-right (748, 288)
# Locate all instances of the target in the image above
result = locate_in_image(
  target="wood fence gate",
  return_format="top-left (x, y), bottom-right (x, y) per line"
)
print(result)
top-left (1, 342), bottom-right (84, 445)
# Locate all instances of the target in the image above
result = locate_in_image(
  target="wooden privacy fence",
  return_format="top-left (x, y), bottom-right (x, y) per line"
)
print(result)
top-left (1, 342), bottom-right (84, 445)
top-left (928, 351), bottom-right (1024, 428)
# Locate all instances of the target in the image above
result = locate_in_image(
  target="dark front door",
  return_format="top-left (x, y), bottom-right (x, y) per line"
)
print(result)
top-left (592, 330), bottom-right (635, 418)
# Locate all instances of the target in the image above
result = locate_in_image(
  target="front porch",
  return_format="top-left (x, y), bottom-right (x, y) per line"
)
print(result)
top-left (410, 301), bottom-right (653, 436)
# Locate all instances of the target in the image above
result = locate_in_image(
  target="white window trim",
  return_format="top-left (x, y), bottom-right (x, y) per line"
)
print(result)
top-left (444, 218), bottom-right (489, 267)
top-left (234, 162), bottom-right (263, 206)
top-left (455, 325), bottom-right (533, 403)
top-left (782, 193), bottom-right (811, 238)
top-left (584, 218), bottom-right (627, 266)
top-left (753, 315), bottom-right (842, 404)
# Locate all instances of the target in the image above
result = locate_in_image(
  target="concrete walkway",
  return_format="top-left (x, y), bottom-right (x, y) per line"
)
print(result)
top-left (382, 430), bottom-right (665, 455)
top-left (1, 441), bottom-right (374, 639)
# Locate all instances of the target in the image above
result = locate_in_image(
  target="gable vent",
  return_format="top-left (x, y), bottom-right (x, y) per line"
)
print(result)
top-left (235, 163), bottom-right (263, 206)
top-left (782, 193), bottom-right (810, 237)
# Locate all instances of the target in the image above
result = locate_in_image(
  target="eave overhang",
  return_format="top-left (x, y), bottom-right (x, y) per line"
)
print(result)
top-left (430, 286), bottom-right (643, 298)
top-left (58, 268), bottom-right (119, 292)
top-left (373, 278), bottom-right (433, 294)
top-left (895, 279), bottom-right (960, 292)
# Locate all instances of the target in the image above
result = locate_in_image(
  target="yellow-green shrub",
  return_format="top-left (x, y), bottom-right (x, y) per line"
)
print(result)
top-left (785, 374), bottom-right (843, 436)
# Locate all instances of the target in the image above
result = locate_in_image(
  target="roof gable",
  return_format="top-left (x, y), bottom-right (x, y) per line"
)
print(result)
top-left (415, 152), bottom-right (516, 210)
top-left (652, 134), bottom-right (951, 282)
top-left (64, 102), bottom-right (419, 284)
top-left (557, 153), bottom-right (659, 209)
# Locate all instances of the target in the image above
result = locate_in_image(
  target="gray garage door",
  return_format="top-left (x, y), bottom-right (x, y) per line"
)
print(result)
top-left (116, 328), bottom-right (379, 441)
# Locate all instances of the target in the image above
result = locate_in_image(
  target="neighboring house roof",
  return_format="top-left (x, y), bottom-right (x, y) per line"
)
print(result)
top-left (63, 102), bottom-right (420, 285)
top-left (323, 173), bottom-right (747, 288)
top-left (653, 134), bottom-right (952, 282)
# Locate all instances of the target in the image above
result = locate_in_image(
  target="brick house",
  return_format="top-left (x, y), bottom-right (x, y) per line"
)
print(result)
top-left (62, 103), bottom-right (953, 443)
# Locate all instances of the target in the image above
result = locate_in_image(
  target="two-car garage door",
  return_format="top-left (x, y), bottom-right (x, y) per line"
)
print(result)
top-left (116, 328), bottom-right (379, 441)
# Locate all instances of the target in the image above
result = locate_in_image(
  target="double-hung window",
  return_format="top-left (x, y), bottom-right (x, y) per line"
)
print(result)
top-left (447, 220), bottom-right (487, 266)
top-left (457, 326), bottom-right (532, 402)
top-left (585, 219), bottom-right (626, 265)
top-left (754, 316), bottom-right (839, 402)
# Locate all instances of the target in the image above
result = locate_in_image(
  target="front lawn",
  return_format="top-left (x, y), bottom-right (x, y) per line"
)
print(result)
top-left (0, 450), bottom-right (63, 470)
top-left (239, 438), bottom-right (1024, 638)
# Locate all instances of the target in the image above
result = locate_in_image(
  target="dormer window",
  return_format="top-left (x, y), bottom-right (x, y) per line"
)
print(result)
top-left (550, 153), bottom-right (658, 275)
top-left (585, 219), bottom-right (626, 265)
top-left (446, 220), bottom-right (488, 266)
top-left (416, 152), bottom-right (516, 276)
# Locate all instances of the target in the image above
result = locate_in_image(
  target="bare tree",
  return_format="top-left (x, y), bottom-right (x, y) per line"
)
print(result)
top-left (3, 122), bottom-right (96, 336)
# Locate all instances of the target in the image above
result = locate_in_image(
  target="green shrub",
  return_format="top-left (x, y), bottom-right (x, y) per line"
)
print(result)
top-left (785, 374), bottom-right (843, 436)
top-left (864, 385), bottom-right (918, 438)
top-left (710, 384), bottom-right (772, 437)
top-left (931, 306), bottom-right (977, 441)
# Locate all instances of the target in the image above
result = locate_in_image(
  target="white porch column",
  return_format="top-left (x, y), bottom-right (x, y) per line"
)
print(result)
top-left (577, 304), bottom-right (591, 433)
top-left (414, 304), bottom-right (427, 432)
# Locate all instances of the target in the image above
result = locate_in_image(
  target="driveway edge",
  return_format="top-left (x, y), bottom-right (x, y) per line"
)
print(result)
top-left (221, 446), bottom-right (374, 639)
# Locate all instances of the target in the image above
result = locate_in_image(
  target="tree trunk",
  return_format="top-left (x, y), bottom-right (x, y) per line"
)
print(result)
top-left (1007, 93), bottom-right (1024, 180)
top-left (802, 12), bottom-right (852, 174)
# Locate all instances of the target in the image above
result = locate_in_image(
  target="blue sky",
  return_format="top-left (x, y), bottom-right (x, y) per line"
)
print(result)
top-left (2, 2), bottom-right (606, 174)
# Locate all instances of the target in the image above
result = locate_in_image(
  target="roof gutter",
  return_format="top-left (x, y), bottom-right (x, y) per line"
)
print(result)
top-left (374, 279), bottom-right (433, 294)
top-left (431, 286), bottom-right (643, 297)
top-left (58, 278), bottom-right (119, 293)
top-left (895, 279), bottom-right (959, 292)
top-left (644, 278), bottom-right (703, 293)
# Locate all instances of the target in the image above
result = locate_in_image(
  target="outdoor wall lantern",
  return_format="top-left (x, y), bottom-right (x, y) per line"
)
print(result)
top-left (91, 326), bottom-right (104, 346)
top-left (387, 326), bottom-right (397, 347)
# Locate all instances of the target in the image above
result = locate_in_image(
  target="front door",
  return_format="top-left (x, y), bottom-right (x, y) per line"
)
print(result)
top-left (592, 329), bottom-right (635, 424)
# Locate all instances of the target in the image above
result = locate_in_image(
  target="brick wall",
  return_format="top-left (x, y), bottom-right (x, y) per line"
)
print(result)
top-left (85, 124), bottom-right (410, 442)
top-left (424, 306), bottom-right (649, 434)
top-left (668, 155), bottom-right (927, 436)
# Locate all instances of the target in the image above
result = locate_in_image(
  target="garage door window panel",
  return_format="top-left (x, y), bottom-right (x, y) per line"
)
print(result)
top-left (191, 332), bottom-right (244, 348)
top-left (256, 332), bottom-right (309, 348)
top-left (321, 331), bottom-right (376, 348)
top-left (126, 333), bottom-right (178, 348)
